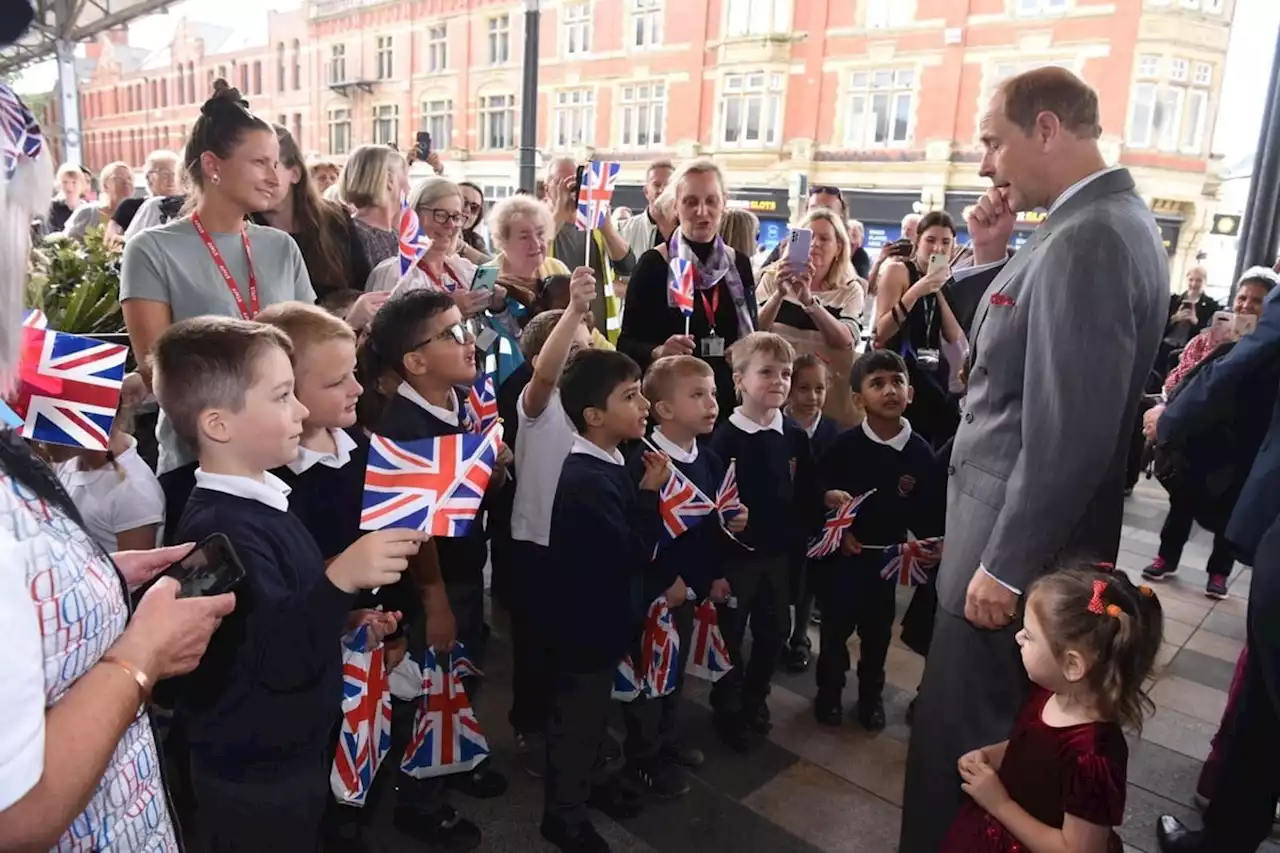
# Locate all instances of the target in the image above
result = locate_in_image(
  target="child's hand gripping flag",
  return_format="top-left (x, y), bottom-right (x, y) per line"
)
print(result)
top-left (687, 598), bottom-right (732, 682)
top-left (331, 625), bottom-right (393, 806)
top-left (360, 423), bottom-right (503, 537)
top-left (880, 536), bottom-right (944, 586)
top-left (806, 489), bottom-right (876, 559)
top-left (576, 160), bottom-right (621, 231)
top-left (714, 457), bottom-right (753, 548)
top-left (399, 644), bottom-right (491, 779)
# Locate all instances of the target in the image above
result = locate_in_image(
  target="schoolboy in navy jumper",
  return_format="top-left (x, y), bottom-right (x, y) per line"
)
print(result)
top-left (784, 353), bottom-right (842, 672)
top-left (543, 349), bottom-right (668, 853)
top-left (153, 316), bottom-right (423, 852)
top-left (708, 332), bottom-right (817, 751)
top-left (508, 268), bottom-right (597, 775)
top-left (812, 350), bottom-right (944, 731)
top-left (257, 301), bottom-right (483, 851)
top-left (623, 356), bottom-right (747, 797)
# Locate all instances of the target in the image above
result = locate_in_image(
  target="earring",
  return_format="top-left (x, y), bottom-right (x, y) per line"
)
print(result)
top-left (211, 173), bottom-right (221, 185)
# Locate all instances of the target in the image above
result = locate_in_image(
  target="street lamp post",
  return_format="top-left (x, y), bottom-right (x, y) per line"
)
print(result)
top-left (1234, 20), bottom-right (1280, 289)
top-left (518, 0), bottom-right (541, 194)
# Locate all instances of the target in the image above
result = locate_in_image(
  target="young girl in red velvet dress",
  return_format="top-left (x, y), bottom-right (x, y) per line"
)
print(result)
top-left (941, 567), bottom-right (1164, 853)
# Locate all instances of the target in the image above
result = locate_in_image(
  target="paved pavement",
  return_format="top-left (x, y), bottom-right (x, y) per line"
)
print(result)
top-left (350, 479), bottom-right (1274, 853)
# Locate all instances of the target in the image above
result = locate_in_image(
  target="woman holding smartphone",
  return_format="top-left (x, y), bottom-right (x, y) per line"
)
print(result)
top-left (872, 210), bottom-right (965, 448)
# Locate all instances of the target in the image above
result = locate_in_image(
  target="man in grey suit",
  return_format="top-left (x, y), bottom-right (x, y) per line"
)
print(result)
top-left (899, 67), bottom-right (1168, 852)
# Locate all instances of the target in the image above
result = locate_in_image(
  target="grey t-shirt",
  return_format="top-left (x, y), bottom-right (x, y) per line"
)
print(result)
top-left (120, 217), bottom-right (316, 474)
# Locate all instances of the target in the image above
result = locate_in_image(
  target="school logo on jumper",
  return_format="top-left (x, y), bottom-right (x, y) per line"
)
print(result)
top-left (880, 536), bottom-right (944, 586)
top-left (5, 325), bottom-right (126, 451)
top-left (360, 425), bottom-right (501, 536)
top-left (806, 489), bottom-right (876, 559)
top-left (400, 645), bottom-right (490, 779)
top-left (332, 625), bottom-right (393, 807)
top-left (897, 474), bottom-right (916, 498)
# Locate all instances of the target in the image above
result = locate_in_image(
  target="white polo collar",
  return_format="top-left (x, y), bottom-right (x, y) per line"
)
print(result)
top-left (397, 381), bottom-right (460, 427)
top-left (570, 433), bottom-right (625, 466)
top-left (729, 406), bottom-right (784, 435)
top-left (195, 468), bottom-right (292, 512)
top-left (650, 428), bottom-right (698, 463)
top-left (288, 428), bottom-right (358, 475)
top-left (799, 412), bottom-right (822, 439)
top-left (861, 417), bottom-right (912, 452)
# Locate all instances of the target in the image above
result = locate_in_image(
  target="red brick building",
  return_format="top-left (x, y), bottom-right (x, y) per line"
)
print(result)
top-left (69, 0), bottom-right (1233, 277)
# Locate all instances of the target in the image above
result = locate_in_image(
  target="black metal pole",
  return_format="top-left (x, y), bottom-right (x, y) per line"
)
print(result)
top-left (518, 0), bottom-right (541, 194)
top-left (1233, 21), bottom-right (1280, 292)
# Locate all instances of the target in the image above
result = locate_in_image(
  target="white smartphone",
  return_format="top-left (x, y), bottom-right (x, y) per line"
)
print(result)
top-left (927, 252), bottom-right (950, 277)
top-left (785, 228), bottom-right (812, 270)
top-left (471, 265), bottom-right (501, 291)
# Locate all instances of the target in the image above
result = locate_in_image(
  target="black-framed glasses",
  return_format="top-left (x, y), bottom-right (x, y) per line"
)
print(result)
top-left (419, 207), bottom-right (467, 226)
top-left (412, 322), bottom-right (471, 349)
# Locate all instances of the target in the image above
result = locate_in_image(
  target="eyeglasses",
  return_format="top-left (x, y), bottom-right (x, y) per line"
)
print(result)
top-left (810, 185), bottom-right (842, 196)
top-left (412, 322), bottom-right (471, 349)
top-left (147, 169), bottom-right (176, 179)
top-left (463, 201), bottom-right (483, 214)
top-left (420, 208), bottom-right (467, 226)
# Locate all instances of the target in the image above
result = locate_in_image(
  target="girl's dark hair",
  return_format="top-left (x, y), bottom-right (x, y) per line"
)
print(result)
top-left (272, 123), bottom-right (352, 292)
top-left (362, 288), bottom-right (456, 382)
top-left (915, 210), bottom-right (956, 243)
top-left (1029, 566), bottom-right (1164, 732)
top-left (183, 79), bottom-right (272, 193)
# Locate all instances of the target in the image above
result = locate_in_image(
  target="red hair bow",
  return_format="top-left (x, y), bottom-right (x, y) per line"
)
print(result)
top-left (1087, 579), bottom-right (1108, 614)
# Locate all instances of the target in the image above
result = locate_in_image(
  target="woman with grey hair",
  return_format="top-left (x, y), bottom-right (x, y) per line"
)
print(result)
top-left (486, 193), bottom-right (572, 309)
top-left (340, 143), bottom-right (410, 267)
top-left (0, 83), bottom-right (233, 852)
top-left (63, 160), bottom-right (134, 241)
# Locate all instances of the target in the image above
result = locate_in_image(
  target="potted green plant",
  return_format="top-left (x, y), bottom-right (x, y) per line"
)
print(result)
top-left (26, 225), bottom-right (125, 338)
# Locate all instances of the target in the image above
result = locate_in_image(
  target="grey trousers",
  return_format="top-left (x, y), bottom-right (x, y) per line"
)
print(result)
top-left (899, 607), bottom-right (1028, 853)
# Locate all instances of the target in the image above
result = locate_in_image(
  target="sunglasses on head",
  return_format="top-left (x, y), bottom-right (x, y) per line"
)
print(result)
top-left (412, 321), bottom-right (471, 349)
top-left (810, 186), bottom-right (842, 197)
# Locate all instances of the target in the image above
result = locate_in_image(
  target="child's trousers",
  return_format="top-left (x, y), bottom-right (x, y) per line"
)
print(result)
top-left (189, 749), bottom-right (329, 853)
top-left (544, 667), bottom-right (614, 830)
top-left (815, 563), bottom-right (897, 701)
top-left (710, 554), bottom-right (789, 717)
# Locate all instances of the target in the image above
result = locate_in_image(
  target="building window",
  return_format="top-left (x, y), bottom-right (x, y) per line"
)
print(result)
top-left (427, 25), bottom-right (448, 72)
top-left (719, 72), bottom-right (784, 147)
top-left (844, 68), bottom-right (915, 148)
top-left (866, 0), bottom-right (912, 28)
top-left (479, 94), bottom-right (514, 149)
top-left (328, 108), bottom-right (352, 155)
top-left (376, 35), bottom-right (394, 80)
top-left (329, 44), bottom-right (346, 84)
top-left (632, 0), bottom-right (662, 48)
top-left (552, 89), bottom-right (595, 147)
top-left (278, 114), bottom-right (288, 128)
top-left (1137, 54), bottom-right (1159, 78)
top-left (187, 62), bottom-right (195, 103)
top-left (1170, 58), bottom-right (1188, 82)
top-left (293, 114), bottom-right (302, 142)
top-left (160, 77), bottom-right (168, 107)
top-left (726, 0), bottom-right (788, 36)
top-left (422, 99), bottom-right (454, 150)
top-left (239, 62), bottom-right (249, 93)
top-left (218, 64), bottom-right (226, 81)
top-left (1204, 0), bottom-right (1224, 11)
top-left (620, 82), bottom-right (665, 147)
top-left (1193, 62), bottom-right (1213, 86)
top-left (482, 184), bottom-right (513, 204)
top-left (175, 68), bottom-right (184, 105)
top-left (253, 61), bottom-right (263, 94)
top-left (372, 104), bottom-right (400, 146)
top-left (126, 86), bottom-right (134, 112)
top-left (292, 39), bottom-right (301, 90)
top-left (277, 42), bottom-right (286, 91)
top-left (564, 3), bottom-right (592, 55)
top-left (1015, 0), bottom-right (1068, 14)
top-left (488, 15), bottom-right (511, 65)
top-left (149, 79), bottom-right (157, 109)
top-left (1128, 53), bottom-right (1213, 155)
top-left (1181, 89), bottom-right (1207, 153)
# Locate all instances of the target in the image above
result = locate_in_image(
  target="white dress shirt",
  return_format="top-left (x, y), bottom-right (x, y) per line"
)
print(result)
top-left (860, 417), bottom-right (912, 452)
top-left (570, 433), bottom-right (625, 466)
top-left (194, 469), bottom-right (292, 512)
top-left (288, 428), bottom-right (358, 475)
top-left (650, 428), bottom-right (699, 463)
top-left (728, 407), bottom-right (784, 435)
top-left (397, 382), bottom-right (460, 426)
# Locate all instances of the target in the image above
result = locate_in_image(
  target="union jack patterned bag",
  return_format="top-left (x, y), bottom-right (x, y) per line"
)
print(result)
top-left (638, 596), bottom-right (680, 698)
top-left (880, 536), bottom-right (944, 586)
top-left (331, 625), bottom-right (393, 807)
top-left (400, 644), bottom-right (491, 779)
top-left (686, 599), bottom-right (732, 683)
top-left (612, 655), bottom-right (643, 702)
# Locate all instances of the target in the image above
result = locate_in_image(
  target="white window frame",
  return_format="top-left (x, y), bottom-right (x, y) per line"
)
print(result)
top-left (844, 68), bottom-right (916, 149)
top-left (1180, 88), bottom-right (1207, 154)
top-left (427, 25), bottom-right (448, 72)
top-left (328, 44), bottom-right (346, 85)
top-left (1193, 62), bottom-right (1213, 86)
top-left (866, 0), bottom-right (911, 28)
top-left (726, 0), bottom-right (788, 37)
top-left (1155, 87), bottom-right (1184, 152)
top-left (328, 107), bottom-right (351, 155)
top-left (631, 0), bottom-right (663, 49)
top-left (372, 104), bottom-right (399, 146)
top-left (479, 94), bottom-right (515, 149)
top-left (1137, 54), bottom-right (1159, 78)
top-left (376, 35), bottom-right (394, 81)
top-left (719, 71), bottom-right (784, 148)
top-left (1204, 0), bottom-right (1224, 12)
top-left (552, 88), bottom-right (596, 148)
top-left (488, 15), bottom-right (511, 65)
top-left (1170, 57), bottom-right (1188, 83)
top-left (619, 82), bottom-right (666, 148)
top-left (421, 98), bottom-right (453, 150)
top-left (1127, 82), bottom-right (1157, 149)
top-left (1178, 0), bottom-right (1200, 8)
top-left (563, 2), bottom-right (593, 56)
top-left (1015, 0), bottom-right (1069, 15)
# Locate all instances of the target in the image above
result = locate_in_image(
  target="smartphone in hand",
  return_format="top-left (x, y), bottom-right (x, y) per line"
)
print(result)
top-left (471, 266), bottom-right (501, 291)
top-left (165, 533), bottom-right (247, 599)
top-left (415, 131), bottom-right (431, 161)
top-left (785, 228), bottom-right (812, 271)
top-left (927, 252), bottom-right (950, 277)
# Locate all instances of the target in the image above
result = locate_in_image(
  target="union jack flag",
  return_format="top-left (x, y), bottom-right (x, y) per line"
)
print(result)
top-left (360, 425), bottom-right (501, 536)
top-left (716, 458), bottom-right (743, 524)
top-left (687, 599), bottom-right (732, 682)
top-left (462, 373), bottom-right (499, 434)
top-left (331, 625), bottom-right (393, 806)
top-left (656, 466), bottom-right (715, 550)
top-left (400, 646), bottom-right (490, 779)
top-left (576, 160), bottom-right (621, 231)
top-left (638, 597), bottom-right (680, 698)
top-left (21, 309), bottom-right (47, 329)
top-left (668, 257), bottom-right (695, 316)
top-left (398, 197), bottom-right (426, 277)
top-left (1, 85), bottom-right (44, 181)
top-left (452, 645), bottom-right (484, 680)
top-left (880, 536), bottom-right (944, 586)
top-left (612, 655), bottom-right (642, 702)
top-left (806, 488), bottom-right (877, 559)
top-left (6, 327), bottom-right (126, 451)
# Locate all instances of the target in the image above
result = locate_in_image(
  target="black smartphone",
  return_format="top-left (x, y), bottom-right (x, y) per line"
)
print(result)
top-left (415, 131), bottom-right (431, 160)
top-left (166, 533), bottom-right (247, 599)
top-left (573, 162), bottom-right (586, 194)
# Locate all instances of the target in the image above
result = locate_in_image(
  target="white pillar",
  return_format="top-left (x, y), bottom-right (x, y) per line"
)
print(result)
top-left (55, 38), bottom-right (83, 166)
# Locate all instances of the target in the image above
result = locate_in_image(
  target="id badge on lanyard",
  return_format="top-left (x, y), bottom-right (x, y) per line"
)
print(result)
top-left (699, 287), bottom-right (725, 358)
top-left (191, 213), bottom-right (260, 319)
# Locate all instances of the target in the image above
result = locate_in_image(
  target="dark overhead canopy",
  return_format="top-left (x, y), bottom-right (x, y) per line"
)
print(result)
top-left (0, 0), bottom-right (176, 76)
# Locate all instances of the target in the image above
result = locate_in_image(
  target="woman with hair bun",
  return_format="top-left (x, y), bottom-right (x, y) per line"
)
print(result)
top-left (120, 80), bottom-right (316, 536)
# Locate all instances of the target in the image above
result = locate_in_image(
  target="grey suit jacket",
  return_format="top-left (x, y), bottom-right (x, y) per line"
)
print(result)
top-left (936, 168), bottom-right (1167, 614)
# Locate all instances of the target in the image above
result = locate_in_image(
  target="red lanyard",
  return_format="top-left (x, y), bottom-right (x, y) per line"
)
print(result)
top-left (419, 260), bottom-right (462, 293)
top-left (699, 286), bottom-right (720, 330)
top-left (191, 212), bottom-right (259, 319)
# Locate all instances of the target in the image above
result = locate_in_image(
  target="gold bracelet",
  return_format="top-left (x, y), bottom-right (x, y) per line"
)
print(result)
top-left (101, 654), bottom-right (153, 705)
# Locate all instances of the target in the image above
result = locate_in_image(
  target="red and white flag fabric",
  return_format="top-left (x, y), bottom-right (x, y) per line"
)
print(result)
top-left (612, 655), bottom-right (642, 702)
top-left (398, 197), bottom-right (426, 277)
top-left (6, 325), bottom-right (126, 450)
top-left (331, 625), bottom-right (393, 807)
top-left (656, 466), bottom-right (715, 549)
top-left (462, 373), bottom-right (499, 434)
top-left (638, 596), bottom-right (680, 698)
top-left (576, 160), bottom-right (621, 230)
top-left (687, 599), bottom-right (732, 683)
top-left (668, 257), bottom-right (694, 316)
top-left (880, 536), bottom-right (944, 586)
top-left (400, 644), bottom-right (490, 779)
top-left (806, 488), bottom-right (876, 559)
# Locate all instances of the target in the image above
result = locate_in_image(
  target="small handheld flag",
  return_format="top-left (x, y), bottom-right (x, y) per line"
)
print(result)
top-left (656, 467), bottom-right (715, 549)
top-left (669, 257), bottom-right (694, 334)
top-left (398, 198), bottom-right (426, 278)
top-left (400, 645), bottom-right (491, 779)
top-left (1, 85), bottom-right (44, 181)
top-left (687, 599), bottom-right (732, 682)
top-left (21, 309), bottom-right (46, 329)
top-left (331, 625), bottom-right (393, 807)
top-left (880, 536), bottom-right (944, 586)
top-left (461, 373), bottom-right (499, 434)
top-left (360, 425), bottom-right (502, 536)
top-left (576, 160), bottom-right (621, 233)
top-left (6, 326), bottom-right (126, 450)
top-left (806, 489), bottom-right (876, 559)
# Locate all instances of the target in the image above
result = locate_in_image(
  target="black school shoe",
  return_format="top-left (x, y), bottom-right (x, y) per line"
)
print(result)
top-left (814, 691), bottom-right (844, 727)
top-left (743, 702), bottom-right (772, 735)
top-left (712, 711), bottom-right (756, 753)
top-left (856, 696), bottom-right (886, 732)
top-left (1205, 574), bottom-right (1229, 600)
top-left (660, 739), bottom-right (705, 769)
top-left (628, 756), bottom-right (691, 799)
top-left (445, 760), bottom-right (508, 798)
top-left (541, 816), bottom-right (612, 853)
top-left (784, 643), bottom-right (812, 673)
top-left (393, 804), bottom-right (481, 852)
top-left (588, 777), bottom-right (645, 819)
